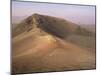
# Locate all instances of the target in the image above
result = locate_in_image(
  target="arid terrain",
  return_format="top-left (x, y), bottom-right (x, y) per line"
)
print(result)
top-left (12, 13), bottom-right (96, 74)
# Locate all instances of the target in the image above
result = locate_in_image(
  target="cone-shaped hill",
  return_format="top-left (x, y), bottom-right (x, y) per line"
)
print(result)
top-left (12, 13), bottom-right (93, 38)
top-left (12, 13), bottom-right (95, 74)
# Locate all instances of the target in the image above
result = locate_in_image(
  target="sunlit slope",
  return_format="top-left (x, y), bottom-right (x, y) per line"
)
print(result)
top-left (12, 30), bottom-right (95, 73)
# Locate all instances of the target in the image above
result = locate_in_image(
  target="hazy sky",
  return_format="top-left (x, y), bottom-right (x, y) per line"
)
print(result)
top-left (12, 1), bottom-right (95, 25)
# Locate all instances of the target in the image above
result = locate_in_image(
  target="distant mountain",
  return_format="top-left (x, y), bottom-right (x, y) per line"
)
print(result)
top-left (12, 13), bottom-right (93, 38)
top-left (80, 24), bottom-right (95, 33)
top-left (12, 16), bottom-right (27, 24)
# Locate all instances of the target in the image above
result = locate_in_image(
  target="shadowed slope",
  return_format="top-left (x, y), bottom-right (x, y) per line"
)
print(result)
top-left (12, 13), bottom-right (93, 38)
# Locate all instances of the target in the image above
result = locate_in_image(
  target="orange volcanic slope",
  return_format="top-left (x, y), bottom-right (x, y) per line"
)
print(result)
top-left (12, 30), bottom-right (95, 74)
